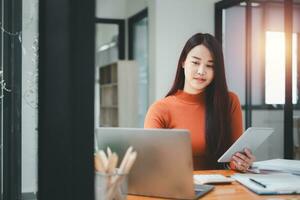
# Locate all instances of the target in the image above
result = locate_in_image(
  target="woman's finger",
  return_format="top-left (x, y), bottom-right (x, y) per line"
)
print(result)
top-left (232, 155), bottom-right (243, 164)
top-left (231, 160), bottom-right (239, 170)
top-left (232, 156), bottom-right (249, 169)
top-left (232, 160), bottom-right (247, 172)
top-left (235, 152), bottom-right (251, 164)
top-left (244, 148), bottom-right (256, 162)
top-left (234, 154), bottom-right (251, 169)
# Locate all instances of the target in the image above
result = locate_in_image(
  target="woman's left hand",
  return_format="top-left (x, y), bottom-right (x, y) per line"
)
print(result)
top-left (230, 148), bottom-right (256, 172)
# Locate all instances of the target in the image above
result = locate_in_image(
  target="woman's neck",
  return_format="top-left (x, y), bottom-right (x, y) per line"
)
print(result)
top-left (183, 86), bottom-right (204, 95)
top-left (174, 90), bottom-right (205, 104)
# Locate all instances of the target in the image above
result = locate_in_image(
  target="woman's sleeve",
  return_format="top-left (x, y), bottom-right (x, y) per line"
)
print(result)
top-left (229, 92), bottom-right (243, 144)
top-left (144, 101), bottom-right (169, 128)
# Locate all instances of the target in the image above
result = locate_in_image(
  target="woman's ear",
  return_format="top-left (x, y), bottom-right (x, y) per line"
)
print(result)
top-left (182, 61), bottom-right (185, 68)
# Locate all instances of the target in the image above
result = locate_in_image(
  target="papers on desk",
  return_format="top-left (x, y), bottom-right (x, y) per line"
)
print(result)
top-left (232, 173), bottom-right (300, 195)
top-left (252, 159), bottom-right (300, 175)
top-left (193, 174), bottom-right (234, 185)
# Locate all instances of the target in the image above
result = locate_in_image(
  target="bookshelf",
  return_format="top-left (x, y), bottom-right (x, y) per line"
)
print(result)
top-left (99, 61), bottom-right (138, 127)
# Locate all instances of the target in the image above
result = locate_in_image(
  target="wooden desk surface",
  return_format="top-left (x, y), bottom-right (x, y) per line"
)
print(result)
top-left (128, 170), bottom-right (300, 200)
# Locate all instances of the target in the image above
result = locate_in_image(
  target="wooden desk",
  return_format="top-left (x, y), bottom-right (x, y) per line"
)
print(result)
top-left (128, 170), bottom-right (300, 200)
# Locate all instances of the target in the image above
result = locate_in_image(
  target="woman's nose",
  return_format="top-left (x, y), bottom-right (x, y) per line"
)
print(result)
top-left (196, 64), bottom-right (206, 75)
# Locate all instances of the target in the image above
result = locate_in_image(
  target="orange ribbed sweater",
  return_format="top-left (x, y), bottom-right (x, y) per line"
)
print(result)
top-left (144, 90), bottom-right (243, 169)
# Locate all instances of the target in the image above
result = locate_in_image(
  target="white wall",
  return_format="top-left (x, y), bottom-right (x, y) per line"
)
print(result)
top-left (126, 0), bottom-right (148, 18)
top-left (96, 0), bottom-right (127, 18)
top-left (22, 0), bottom-right (38, 193)
top-left (96, 0), bottom-right (147, 19)
top-left (153, 0), bottom-right (219, 99)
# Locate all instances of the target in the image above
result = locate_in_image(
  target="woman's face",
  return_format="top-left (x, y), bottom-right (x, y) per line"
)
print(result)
top-left (182, 44), bottom-right (214, 94)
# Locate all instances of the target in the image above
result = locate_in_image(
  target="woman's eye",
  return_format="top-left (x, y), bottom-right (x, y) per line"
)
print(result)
top-left (191, 61), bottom-right (199, 65)
top-left (207, 64), bottom-right (214, 68)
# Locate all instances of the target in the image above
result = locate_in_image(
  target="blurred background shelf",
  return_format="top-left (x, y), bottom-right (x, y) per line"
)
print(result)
top-left (98, 60), bottom-right (138, 127)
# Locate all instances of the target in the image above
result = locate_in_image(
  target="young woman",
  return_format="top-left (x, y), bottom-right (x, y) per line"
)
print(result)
top-left (144, 33), bottom-right (255, 172)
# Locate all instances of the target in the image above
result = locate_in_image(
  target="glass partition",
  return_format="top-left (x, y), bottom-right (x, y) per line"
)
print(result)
top-left (221, 0), bottom-right (291, 160)
top-left (1, 0), bottom-right (39, 199)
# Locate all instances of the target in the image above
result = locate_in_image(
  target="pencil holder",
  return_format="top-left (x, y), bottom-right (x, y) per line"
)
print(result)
top-left (95, 171), bottom-right (128, 200)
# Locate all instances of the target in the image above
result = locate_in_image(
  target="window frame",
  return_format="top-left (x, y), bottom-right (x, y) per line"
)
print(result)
top-left (128, 8), bottom-right (148, 60)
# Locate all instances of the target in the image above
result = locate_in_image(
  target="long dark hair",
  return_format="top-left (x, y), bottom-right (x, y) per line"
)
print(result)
top-left (166, 33), bottom-right (230, 159)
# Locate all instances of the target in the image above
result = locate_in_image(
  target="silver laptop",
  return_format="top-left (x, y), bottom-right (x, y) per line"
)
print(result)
top-left (95, 128), bottom-right (214, 199)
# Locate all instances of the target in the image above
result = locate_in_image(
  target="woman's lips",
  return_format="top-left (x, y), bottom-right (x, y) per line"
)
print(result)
top-left (194, 77), bottom-right (206, 83)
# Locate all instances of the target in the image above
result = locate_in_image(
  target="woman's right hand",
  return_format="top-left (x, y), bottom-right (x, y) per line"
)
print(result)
top-left (229, 148), bottom-right (256, 172)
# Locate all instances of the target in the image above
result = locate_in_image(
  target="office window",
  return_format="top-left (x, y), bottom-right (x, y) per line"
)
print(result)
top-left (265, 31), bottom-right (298, 104)
top-left (129, 9), bottom-right (149, 128)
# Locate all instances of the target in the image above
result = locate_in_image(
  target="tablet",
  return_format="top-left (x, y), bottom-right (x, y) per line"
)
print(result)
top-left (218, 127), bottom-right (274, 163)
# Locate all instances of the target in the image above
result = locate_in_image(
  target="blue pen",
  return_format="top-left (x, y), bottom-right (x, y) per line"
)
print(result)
top-left (249, 178), bottom-right (267, 188)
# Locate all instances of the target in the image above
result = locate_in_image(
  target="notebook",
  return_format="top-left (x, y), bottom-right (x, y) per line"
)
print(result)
top-left (232, 173), bottom-right (300, 194)
top-left (252, 159), bottom-right (300, 175)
